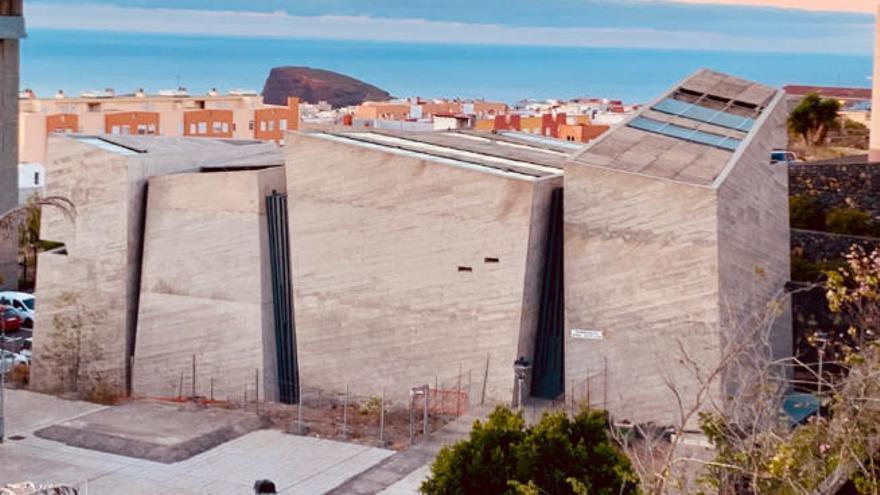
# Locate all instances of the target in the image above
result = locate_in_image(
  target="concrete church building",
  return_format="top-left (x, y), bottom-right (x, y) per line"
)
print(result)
top-left (31, 69), bottom-right (790, 425)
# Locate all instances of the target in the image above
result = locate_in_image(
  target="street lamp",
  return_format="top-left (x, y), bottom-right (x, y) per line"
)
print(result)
top-left (513, 356), bottom-right (531, 411)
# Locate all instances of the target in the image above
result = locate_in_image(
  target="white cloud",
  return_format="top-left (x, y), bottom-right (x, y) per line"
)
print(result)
top-left (25, 2), bottom-right (871, 54)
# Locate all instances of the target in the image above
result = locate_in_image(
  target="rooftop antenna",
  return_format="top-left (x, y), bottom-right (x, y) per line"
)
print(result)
top-left (176, 74), bottom-right (181, 89)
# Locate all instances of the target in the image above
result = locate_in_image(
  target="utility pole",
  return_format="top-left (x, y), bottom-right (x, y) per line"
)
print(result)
top-left (1, 313), bottom-right (7, 443)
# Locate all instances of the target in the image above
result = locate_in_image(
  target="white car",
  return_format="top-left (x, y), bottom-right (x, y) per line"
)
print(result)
top-left (0, 350), bottom-right (28, 373)
top-left (0, 292), bottom-right (34, 328)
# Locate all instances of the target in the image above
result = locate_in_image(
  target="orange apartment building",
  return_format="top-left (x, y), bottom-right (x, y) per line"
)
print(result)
top-left (474, 112), bottom-right (608, 143)
top-left (105, 112), bottom-right (160, 135)
top-left (19, 91), bottom-right (299, 164)
top-left (352, 98), bottom-right (508, 122)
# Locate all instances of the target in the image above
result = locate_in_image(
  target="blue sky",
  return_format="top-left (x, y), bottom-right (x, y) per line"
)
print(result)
top-left (25, 0), bottom-right (874, 54)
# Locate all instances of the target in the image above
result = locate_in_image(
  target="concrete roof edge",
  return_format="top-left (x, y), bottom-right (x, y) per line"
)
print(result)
top-left (711, 87), bottom-right (785, 190)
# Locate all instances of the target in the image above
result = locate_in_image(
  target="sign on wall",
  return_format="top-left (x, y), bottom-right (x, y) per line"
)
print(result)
top-left (571, 329), bottom-right (604, 341)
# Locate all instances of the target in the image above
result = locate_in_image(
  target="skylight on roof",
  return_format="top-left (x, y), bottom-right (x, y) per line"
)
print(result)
top-left (653, 98), bottom-right (755, 131)
top-left (628, 117), bottom-right (741, 151)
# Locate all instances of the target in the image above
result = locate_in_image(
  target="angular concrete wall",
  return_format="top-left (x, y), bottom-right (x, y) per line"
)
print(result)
top-left (564, 164), bottom-right (722, 425)
top-left (132, 167), bottom-right (284, 402)
top-left (32, 139), bottom-right (133, 394)
top-left (286, 133), bottom-right (560, 403)
top-left (715, 93), bottom-right (791, 394)
top-left (33, 136), bottom-right (283, 396)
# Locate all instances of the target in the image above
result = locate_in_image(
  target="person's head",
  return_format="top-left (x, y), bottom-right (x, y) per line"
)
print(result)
top-left (253, 479), bottom-right (277, 494)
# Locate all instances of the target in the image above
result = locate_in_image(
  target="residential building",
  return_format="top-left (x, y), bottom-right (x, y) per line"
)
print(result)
top-left (18, 90), bottom-right (300, 165)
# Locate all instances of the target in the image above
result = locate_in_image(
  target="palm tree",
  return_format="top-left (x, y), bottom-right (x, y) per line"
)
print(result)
top-left (788, 93), bottom-right (841, 147)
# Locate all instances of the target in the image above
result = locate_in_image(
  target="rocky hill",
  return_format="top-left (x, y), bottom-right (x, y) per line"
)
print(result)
top-left (261, 67), bottom-right (391, 108)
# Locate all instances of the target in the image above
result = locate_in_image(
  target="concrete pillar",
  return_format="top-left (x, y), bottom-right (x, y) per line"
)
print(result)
top-left (870, 4), bottom-right (880, 161)
top-left (0, 1), bottom-right (24, 289)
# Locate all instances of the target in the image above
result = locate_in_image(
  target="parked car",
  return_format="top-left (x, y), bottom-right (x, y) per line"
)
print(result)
top-left (0, 292), bottom-right (34, 328)
top-left (0, 306), bottom-right (22, 333)
top-left (18, 337), bottom-right (31, 363)
top-left (0, 349), bottom-right (28, 374)
top-left (771, 150), bottom-right (799, 165)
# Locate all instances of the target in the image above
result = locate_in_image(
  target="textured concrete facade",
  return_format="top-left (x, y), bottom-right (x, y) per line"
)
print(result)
top-left (285, 132), bottom-right (562, 403)
top-left (0, 1), bottom-right (23, 289)
top-left (32, 136), bottom-right (282, 396)
top-left (132, 167), bottom-right (285, 401)
top-left (565, 70), bottom-right (790, 425)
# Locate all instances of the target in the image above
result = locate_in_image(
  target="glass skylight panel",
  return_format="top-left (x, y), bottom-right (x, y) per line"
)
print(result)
top-left (628, 117), bottom-right (741, 151)
top-left (653, 98), bottom-right (755, 131)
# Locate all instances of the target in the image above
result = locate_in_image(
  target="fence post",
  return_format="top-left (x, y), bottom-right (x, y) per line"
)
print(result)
top-left (210, 378), bottom-right (215, 402)
top-left (480, 353), bottom-right (490, 406)
top-left (423, 391), bottom-right (429, 438)
top-left (456, 363), bottom-right (462, 416)
top-left (379, 388), bottom-right (385, 444)
top-left (177, 371), bottom-right (183, 401)
top-left (255, 368), bottom-right (260, 414)
top-left (297, 380), bottom-right (304, 435)
top-left (409, 393), bottom-right (415, 445)
top-left (603, 357), bottom-right (608, 410)
top-left (342, 384), bottom-right (349, 440)
top-left (191, 354), bottom-right (196, 399)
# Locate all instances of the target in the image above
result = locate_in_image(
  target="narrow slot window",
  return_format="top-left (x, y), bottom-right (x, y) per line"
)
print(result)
top-left (458, 266), bottom-right (473, 272)
top-left (484, 257), bottom-right (500, 264)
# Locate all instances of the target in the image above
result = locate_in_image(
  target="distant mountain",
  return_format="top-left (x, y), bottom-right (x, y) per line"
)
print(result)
top-left (261, 67), bottom-right (391, 108)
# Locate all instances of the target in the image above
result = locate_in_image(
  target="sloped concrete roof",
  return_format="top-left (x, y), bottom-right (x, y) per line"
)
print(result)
top-left (313, 130), bottom-right (564, 180)
top-left (572, 69), bottom-right (782, 187)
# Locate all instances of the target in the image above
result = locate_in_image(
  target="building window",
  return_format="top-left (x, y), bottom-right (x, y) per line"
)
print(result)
top-left (189, 123), bottom-right (196, 135)
top-left (221, 122), bottom-right (229, 133)
top-left (249, 120), bottom-right (255, 131)
top-left (198, 122), bottom-right (208, 134)
top-left (212, 121), bottom-right (223, 133)
top-left (280, 119), bottom-right (288, 131)
top-left (268, 121), bottom-right (275, 132)
top-left (88, 103), bottom-right (101, 113)
top-left (147, 124), bottom-right (157, 134)
top-left (484, 257), bottom-right (500, 263)
top-left (34, 172), bottom-right (39, 186)
top-left (260, 121), bottom-right (267, 132)
top-left (111, 125), bottom-right (120, 135)
top-left (458, 266), bottom-right (473, 272)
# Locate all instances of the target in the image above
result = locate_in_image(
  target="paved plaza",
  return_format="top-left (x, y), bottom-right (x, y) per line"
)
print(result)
top-left (0, 390), bottom-right (398, 494)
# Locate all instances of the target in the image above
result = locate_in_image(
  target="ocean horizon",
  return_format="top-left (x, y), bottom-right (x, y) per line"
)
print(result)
top-left (21, 29), bottom-right (873, 104)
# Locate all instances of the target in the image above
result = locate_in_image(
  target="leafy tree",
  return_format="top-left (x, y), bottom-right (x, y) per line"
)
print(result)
top-left (788, 93), bottom-right (841, 147)
top-left (699, 245), bottom-right (880, 494)
top-left (421, 406), bottom-right (637, 495)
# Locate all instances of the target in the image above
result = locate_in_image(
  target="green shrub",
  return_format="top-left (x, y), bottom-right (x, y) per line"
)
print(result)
top-left (789, 194), bottom-right (826, 231)
top-left (790, 253), bottom-right (846, 282)
top-left (420, 406), bottom-right (637, 495)
top-left (825, 207), bottom-right (875, 237)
